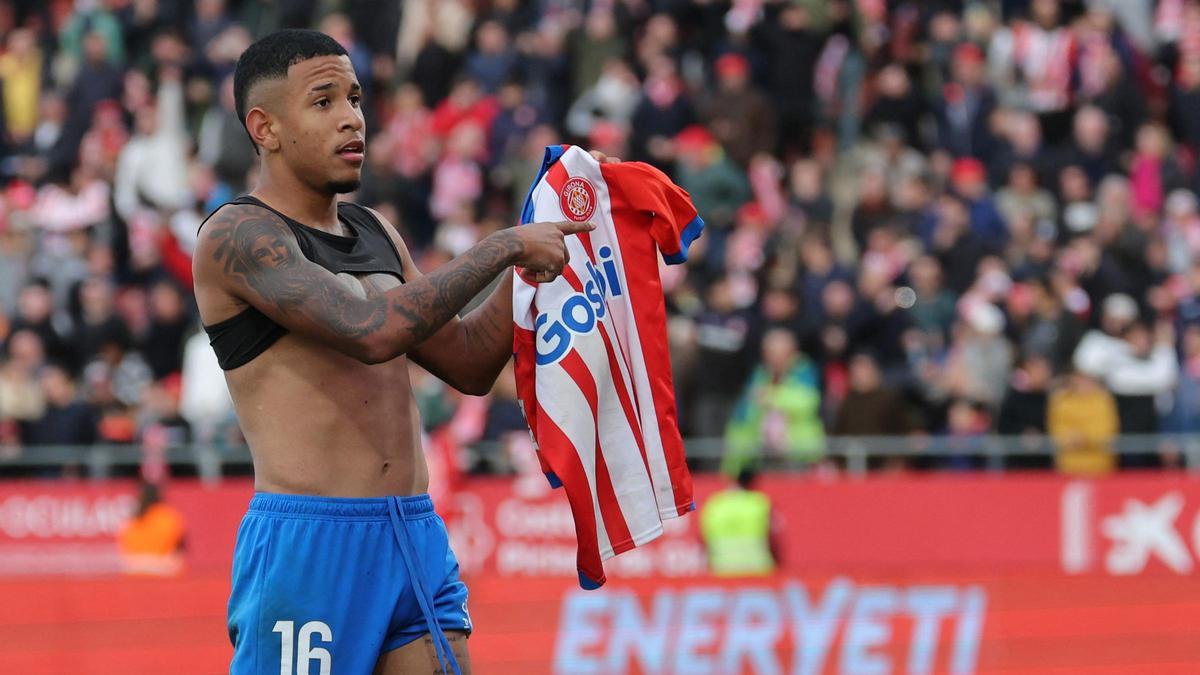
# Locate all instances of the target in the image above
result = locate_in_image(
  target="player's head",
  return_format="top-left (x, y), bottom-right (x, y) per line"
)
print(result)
top-left (736, 465), bottom-right (759, 490)
top-left (234, 30), bottom-right (364, 194)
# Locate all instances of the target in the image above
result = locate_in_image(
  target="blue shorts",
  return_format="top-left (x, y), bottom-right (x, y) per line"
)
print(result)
top-left (227, 493), bottom-right (470, 675)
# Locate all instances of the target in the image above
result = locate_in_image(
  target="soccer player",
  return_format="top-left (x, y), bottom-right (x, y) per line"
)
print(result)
top-left (193, 30), bottom-right (601, 674)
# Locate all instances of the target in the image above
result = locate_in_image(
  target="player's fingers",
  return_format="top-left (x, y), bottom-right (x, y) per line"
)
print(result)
top-left (555, 220), bottom-right (596, 234)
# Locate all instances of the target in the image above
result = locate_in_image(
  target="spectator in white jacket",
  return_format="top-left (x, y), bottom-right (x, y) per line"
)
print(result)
top-left (1074, 293), bottom-right (1140, 377)
top-left (113, 67), bottom-right (191, 223)
top-left (1075, 294), bottom-right (1178, 465)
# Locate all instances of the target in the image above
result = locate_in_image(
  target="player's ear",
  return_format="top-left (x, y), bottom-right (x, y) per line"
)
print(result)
top-left (245, 107), bottom-right (280, 152)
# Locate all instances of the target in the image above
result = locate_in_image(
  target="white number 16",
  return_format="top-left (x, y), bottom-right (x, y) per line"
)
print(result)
top-left (272, 620), bottom-right (332, 675)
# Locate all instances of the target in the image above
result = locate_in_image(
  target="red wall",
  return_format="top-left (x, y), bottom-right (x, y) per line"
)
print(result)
top-left (3, 473), bottom-right (1200, 673)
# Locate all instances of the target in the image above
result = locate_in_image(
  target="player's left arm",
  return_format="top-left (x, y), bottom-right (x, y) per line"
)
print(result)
top-left (368, 207), bottom-right (514, 396)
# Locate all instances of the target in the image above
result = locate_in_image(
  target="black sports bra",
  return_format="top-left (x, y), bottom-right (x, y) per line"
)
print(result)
top-left (199, 195), bottom-right (405, 370)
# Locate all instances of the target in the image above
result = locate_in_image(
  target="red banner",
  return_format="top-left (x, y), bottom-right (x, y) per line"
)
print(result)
top-left (3, 473), bottom-right (1200, 673)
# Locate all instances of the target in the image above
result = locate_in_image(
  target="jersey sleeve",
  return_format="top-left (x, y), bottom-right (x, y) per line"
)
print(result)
top-left (601, 161), bottom-right (705, 265)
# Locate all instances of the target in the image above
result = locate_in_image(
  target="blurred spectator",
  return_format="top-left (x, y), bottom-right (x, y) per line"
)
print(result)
top-left (197, 74), bottom-right (255, 189)
top-left (989, 0), bottom-right (1076, 141)
top-left (431, 77), bottom-right (499, 145)
top-left (758, 3), bottom-right (824, 158)
top-left (480, 363), bottom-right (524, 443)
top-left (1165, 324), bottom-right (1200, 435)
top-left (179, 327), bottom-right (233, 446)
top-left (565, 58), bottom-right (638, 140)
top-left (787, 160), bottom-right (834, 228)
top-left (673, 125), bottom-right (751, 234)
top-left (137, 376), bottom-right (191, 446)
top-left (0, 28), bottom-right (41, 150)
top-left (1057, 106), bottom-right (1119, 188)
top-left (23, 363), bottom-right (97, 448)
top-left (697, 53), bottom-right (775, 168)
top-left (74, 278), bottom-right (132, 370)
top-left (931, 194), bottom-right (991, 294)
top-left (832, 351), bottom-right (910, 436)
top-left (62, 31), bottom-right (124, 171)
top-left (905, 255), bottom-right (957, 345)
top-left (0, 329), bottom-right (45, 428)
top-left (945, 301), bottom-right (1013, 410)
top-left (1129, 123), bottom-right (1189, 222)
top-left (950, 157), bottom-right (1008, 251)
top-left (1163, 190), bottom-right (1200, 275)
top-left (935, 43), bottom-right (997, 160)
top-left (114, 67), bottom-right (191, 222)
top-left (1017, 278), bottom-right (1086, 372)
top-left (1168, 55), bottom-right (1200, 154)
top-left (850, 166), bottom-right (894, 252)
top-left (142, 281), bottom-right (189, 379)
top-left (700, 466), bottom-right (778, 577)
top-left (1101, 321), bottom-right (1180, 463)
top-left (630, 55), bottom-right (694, 166)
top-left (569, 9), bottom-right (624, 100)
top-left (723, 328), bottom-right (824, 475)
top-left (118, 481), bottom-right (185, 576)
top-left (9, 280), bottom-right (72, 368)
top-left (687, 277), bottom-right (753, 438)
top-left (465, 21), bottom-right (516, 95)
top-left (996, 162), bottom-right (1057, 228)
top-left (1049, 369), bottom-right (1119, 475)
top-left (863, 64), bottom-right (924, 152)
top-left (997, 353), bottom-right (1053, 437)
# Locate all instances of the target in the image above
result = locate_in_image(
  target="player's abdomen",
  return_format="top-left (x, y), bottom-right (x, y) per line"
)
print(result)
top-left (223, 332), bottom-right (429, 497)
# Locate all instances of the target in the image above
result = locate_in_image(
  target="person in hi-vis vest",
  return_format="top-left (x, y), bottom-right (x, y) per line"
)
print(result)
top-left (700, 466), bottom-right (780, 576)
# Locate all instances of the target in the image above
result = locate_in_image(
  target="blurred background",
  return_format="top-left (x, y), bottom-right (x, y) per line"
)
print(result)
top-left (2, 0), bottom-right (1200, 672)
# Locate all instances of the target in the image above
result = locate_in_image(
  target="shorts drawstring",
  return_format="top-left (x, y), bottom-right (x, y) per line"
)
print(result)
top-left (387, 496), bottom-right (461, 675)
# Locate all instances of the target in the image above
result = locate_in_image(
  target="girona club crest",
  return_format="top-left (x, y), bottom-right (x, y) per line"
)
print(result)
top-left (560, 177), bottom-right (597, 222)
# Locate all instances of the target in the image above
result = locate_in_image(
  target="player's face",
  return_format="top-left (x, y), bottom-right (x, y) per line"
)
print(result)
top-left (281, 55), bottom-right (365, 194)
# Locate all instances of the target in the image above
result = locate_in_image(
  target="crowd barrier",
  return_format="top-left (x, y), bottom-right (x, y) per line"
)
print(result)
top-left (2, 472), bottom-right (1200, 673)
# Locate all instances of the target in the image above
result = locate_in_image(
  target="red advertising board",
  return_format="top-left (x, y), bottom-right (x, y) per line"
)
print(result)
top-left (2, 473), bottom-right (1200, 673)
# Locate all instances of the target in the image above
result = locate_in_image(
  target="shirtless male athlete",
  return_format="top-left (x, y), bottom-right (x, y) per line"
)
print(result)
top-left (193, 30), bottom-right (604, 674)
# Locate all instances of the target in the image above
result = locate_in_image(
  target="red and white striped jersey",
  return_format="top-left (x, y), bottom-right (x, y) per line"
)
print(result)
top-left (512, 145), bottom-right (702, 588)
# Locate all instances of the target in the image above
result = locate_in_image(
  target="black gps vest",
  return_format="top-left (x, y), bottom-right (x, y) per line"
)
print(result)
top-left (199, 195), bottom-right (405, 370)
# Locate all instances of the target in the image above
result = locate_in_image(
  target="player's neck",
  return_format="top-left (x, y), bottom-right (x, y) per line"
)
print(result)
top-left (252, 169), bottom-right (339, 231)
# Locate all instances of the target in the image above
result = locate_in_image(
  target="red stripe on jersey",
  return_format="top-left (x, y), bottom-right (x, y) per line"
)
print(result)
top-left (561, 264), bottom-right (583, 293)
top-left (602, 173), bottom-right (694, 516)
top-left (534, 401), bottom-right (607, 584)
top-left (514, 323), bottom-right (554, 477)
top-left (597, 321), bottom-right (652, 480)
top-left (559, 350), bottom-right (636, 554)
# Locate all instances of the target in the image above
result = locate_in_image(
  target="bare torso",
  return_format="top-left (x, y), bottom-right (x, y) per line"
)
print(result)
top-left (197, 224), bottom-right (426, 497)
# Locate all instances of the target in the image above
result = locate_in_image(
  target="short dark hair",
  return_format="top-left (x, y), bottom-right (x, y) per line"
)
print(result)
top-left (233, 29), bottom-right (348, 140)
top-left (736, 465), bottom-right (759, 489)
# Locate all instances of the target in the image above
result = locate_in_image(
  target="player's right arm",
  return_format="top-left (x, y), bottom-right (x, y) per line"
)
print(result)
top-left (193, 203), bottom-right (591, 364)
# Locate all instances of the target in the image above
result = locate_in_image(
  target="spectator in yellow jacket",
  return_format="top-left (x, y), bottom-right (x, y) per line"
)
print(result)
top-left (1048, 370), bottom-right (1119, 475)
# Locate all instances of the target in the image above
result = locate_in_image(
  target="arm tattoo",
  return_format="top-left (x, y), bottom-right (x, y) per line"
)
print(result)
top-left (207, 205), bottom-right (524, 354)
top-left (207, 210), bottom-right (388, 338)
top-left (389, 232), bottom-right (522, 345)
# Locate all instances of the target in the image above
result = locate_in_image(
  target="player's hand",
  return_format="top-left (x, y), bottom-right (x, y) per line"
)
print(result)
top-left (506, 220), bottom-right (596, 283)
top-left (589, 149), bottom-right (622, 163)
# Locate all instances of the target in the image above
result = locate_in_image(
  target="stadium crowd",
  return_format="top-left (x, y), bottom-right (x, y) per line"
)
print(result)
top-left (1, 0), bottom-right (1200, 477)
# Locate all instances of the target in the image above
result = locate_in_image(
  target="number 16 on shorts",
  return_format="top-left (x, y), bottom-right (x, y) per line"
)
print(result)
top-left (273, 620), bottom-right (332, 675)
